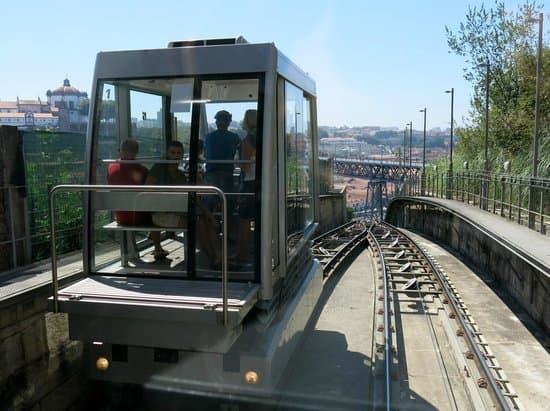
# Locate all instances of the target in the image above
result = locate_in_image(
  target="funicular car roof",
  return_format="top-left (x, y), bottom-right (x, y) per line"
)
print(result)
top-left (93, 42), bottom-right (316, 96)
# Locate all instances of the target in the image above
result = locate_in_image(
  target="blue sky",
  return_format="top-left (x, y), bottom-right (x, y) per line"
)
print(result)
top-left (1, 0), bottom-right (546, 130)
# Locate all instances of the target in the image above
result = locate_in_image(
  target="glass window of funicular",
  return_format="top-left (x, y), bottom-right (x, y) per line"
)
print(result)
top-left (285, 81), bottom-right (314, 256)
top-left (129, 90), bottom-right (164, 159)
top-left (93, 82), bottom-right (119, 183)
top-left (197, 77), bottom-right (260, 280)
top-left (91, 77), bottom-right (193, 276)
top-left (90, 76), bottom-right (261, 282)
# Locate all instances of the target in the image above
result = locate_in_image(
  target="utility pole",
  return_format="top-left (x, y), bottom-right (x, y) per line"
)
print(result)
top-left (445, 88), bottom-right (454, 199)
top-left (482, 61), bottom-right (490, 210)
top-left (409, 121), bottom-right (412, 174)
top-left (403, 123), bottom-right (409, 169)
top-left (420, 108), bottom-right (427, 196)
top-left (528, 13), bottom-right (543, 229)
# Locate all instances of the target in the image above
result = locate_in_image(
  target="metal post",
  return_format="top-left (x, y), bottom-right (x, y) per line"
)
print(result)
top-left (445, 88), bottom-right (454, 199)
top-left (500, 178), bottom-right (505, 217)
top-left (529, 13), bottom-right (543, 228)
top-left (540, 190), bottom-right (545, 234)
top-left (450, 89), bottom-right (454, 174)
top-left (531, 13), bottom-right (543, 179)
top-left (403, 126), bottom-right (407, 175)
top-left (379, 183), bottom-right (383, 221)
top-left (420, 108), bottom-right (427, 195)
top-left (398, 147), bottom-right (402, 167)
top-left (492, 177), bottom-right (497, 213)
top-left (409, 121), bottom-right (413, 174)
top-left (484, 62), bottom-right (490, 171)
top-left (482, 62), bottom-right (490, 210)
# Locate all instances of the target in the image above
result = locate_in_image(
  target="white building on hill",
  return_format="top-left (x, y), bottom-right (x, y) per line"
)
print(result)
top-left (46, 78), bottom-right (88, 131)
top-left (0, 78), bottom-right (87, 131)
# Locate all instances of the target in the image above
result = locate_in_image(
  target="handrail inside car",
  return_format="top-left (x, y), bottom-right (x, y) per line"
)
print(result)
top-left (48, 184), bottom-right (229, 327)
top-left (101, 159), bottom-right (255, 165)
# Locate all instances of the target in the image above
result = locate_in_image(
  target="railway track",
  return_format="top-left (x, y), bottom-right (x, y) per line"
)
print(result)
top-left (312, 221), bottom-right (369, 278)
top-left (367, 221), bottom-right (521, 410)
top-left (94, 221), bottom-right (525, 410)
top-left (306, 220), bottom-right (525, 410)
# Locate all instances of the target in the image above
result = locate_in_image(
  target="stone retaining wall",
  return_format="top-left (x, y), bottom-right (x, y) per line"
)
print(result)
top-left (386, 199), bottom-right (550, 335)
top-left (319, 190), bottom-right (347, 234)
top-left (0, 291), bottom-right (84, 410)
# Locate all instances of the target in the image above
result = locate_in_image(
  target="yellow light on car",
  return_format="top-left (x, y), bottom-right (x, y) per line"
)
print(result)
top-left (244, 370), bottom-right (259, 384)
top-left (96, 357), bottom-right (109, 371)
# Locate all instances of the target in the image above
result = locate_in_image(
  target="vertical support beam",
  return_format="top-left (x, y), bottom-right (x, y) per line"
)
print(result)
top-left (420, 108), bottom-right (427, 196)
top-left (0, 126), bottom-right (30, 269)
top-left (409, 121), bottom-right (412, 175)
top-left (445, 88), bottom-right (454, 199)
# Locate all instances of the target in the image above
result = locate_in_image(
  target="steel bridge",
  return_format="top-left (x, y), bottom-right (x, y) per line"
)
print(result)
top-left (332, 158), bottom-right (422, 180)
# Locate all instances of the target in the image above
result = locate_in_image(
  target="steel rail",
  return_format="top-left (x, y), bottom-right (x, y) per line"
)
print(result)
top-left (312, 221), bottom-right (368, 277)
top-left (366, 226), bottom-right (392, 411)
top-left (370, 222), bottom-right (460, 409)
top-left (379, 221), bottom-right (513, 411)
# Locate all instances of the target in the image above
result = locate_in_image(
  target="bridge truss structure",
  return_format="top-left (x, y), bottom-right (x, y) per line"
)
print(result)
top-left (333, 158), bottom-right (421, 180)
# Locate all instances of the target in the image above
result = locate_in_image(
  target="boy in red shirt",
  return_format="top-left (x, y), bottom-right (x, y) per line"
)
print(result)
top-left (107, 139), bottom-right (148, 261)
top-left (107, 139), bottom-right (148, 225)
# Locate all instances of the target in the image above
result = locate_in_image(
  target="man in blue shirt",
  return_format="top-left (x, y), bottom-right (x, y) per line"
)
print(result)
top-left (204, 110), bottom-right (240, 195)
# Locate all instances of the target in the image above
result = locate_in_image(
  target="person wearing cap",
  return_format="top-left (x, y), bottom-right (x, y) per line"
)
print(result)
top-left (204, 110), bottom-right (241, 196)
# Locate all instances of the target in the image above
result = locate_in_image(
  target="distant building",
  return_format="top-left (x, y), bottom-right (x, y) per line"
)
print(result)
top-left (0, 78), bottom-right (88, 131)
top-left (46, 78), bottom-right (88, 131)
top-left (320, 137), bottom-right (357, 143)
top-left (0, 98), bottom-right (57, 129)
top-left (0, 112), bottom-right (59, 128)
top-left (17, 97), bottom-right (51, 114)
top-left (0, 101), bottom-right (18, 113)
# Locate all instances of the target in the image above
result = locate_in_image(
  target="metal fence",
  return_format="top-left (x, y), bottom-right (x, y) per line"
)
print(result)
top-left (0, 131), bottom-right (88, 272)
top-left (401, 170), bottom-right (550, 235)
top-left (11, 129), bottom-right (549, 274)
top-left (24, 132), bottom-right (87, 261)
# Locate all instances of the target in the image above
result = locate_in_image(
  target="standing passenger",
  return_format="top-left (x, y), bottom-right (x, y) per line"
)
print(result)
top-left (204, 110), bottom-right (240, 195)
top-left (233, 109), bottom-right (257, 264)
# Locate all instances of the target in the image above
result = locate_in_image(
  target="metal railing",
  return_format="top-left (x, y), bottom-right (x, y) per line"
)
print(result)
top-left (402, 170), bottom-right (550, 235)
top-left (48, 184), bottom-right (230, 326)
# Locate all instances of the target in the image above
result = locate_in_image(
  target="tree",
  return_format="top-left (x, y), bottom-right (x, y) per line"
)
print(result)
top-left (446, 1), bottom-right (550, 176)
top-left (318, 127), bottom-right (329, 138)
top-left (78, 97), bottom-right (90, 117)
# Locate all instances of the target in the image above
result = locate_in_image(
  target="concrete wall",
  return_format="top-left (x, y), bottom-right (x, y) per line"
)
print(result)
top-left (319, 190), bottom-right (347, 234)
top-left (0, 292), bottom-right (84, 410)
top-left (386, 199), bottom-right (550, 335)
